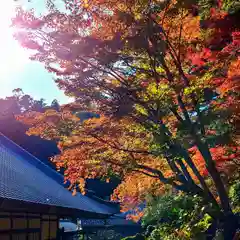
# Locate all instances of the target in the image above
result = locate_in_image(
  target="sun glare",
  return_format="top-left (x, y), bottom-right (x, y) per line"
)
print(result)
top-left (0, 1), bottom-right (28, 77)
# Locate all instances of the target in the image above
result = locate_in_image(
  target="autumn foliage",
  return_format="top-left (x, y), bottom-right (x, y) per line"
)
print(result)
top-left (13, 0), bottom-right (240, 235)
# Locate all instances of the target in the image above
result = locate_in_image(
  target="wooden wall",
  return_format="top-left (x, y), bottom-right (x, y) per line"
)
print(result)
top-left (0, 212), bottom-right (58, 240)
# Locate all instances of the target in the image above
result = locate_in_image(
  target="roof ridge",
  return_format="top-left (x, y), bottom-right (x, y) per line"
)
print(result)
top-left (0, 133), bottom-right (63, 183)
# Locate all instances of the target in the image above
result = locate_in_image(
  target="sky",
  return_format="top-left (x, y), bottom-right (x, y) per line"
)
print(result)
top-left (0, 0), bottom-right (70, 104)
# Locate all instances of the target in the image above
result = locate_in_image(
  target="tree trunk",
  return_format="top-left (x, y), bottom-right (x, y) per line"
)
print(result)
top-left (222, 213), bottom-right (239, 240)
top-left (177, 145), bottom-right (220, 209)
top-left (195, 139), bottom-right (232, 215)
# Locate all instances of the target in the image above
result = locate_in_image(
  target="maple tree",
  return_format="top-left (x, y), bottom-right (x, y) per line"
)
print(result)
top-left (13, 0), bottom-right (240, 237)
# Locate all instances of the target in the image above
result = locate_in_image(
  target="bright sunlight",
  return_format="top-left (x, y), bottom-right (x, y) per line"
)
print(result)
top-left (0, 1), bottom-right (28, 78)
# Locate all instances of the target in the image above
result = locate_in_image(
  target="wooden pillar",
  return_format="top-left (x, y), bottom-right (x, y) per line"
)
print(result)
top-left (26, 213), bottom-right (29, 240)
top-left (56, 217), bottom-right (60, 240)
top-left (10, 213), bottom-right (13, 240)
top-left (40, 214), bottom-right (42, 240)
top-left (48, 215), bottom-right (51, 240)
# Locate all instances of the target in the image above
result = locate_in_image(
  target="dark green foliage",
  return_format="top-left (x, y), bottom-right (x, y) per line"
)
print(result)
top-left (142, 195), bottom-right (213, 239)
top-left (142, 195), bottom-right (201, 226)
top-left (198, 0), bottom-right (217, 20)
top-left (198, 0), bottom-right (240, 19)
top-left (229, 181), bottom-right (240, 207)
top-left (222, 0), bottom-right (240, 14)
top-left (51, 99), bottom-right (60, 111)
top-left (141, 190), bottom-right (240, 239)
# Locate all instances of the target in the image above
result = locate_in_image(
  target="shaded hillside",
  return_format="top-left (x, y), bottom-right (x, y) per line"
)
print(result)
top-left (0, 119), bottom-right (60, 168)
top-left (0, 90), bottom-right (60, 167)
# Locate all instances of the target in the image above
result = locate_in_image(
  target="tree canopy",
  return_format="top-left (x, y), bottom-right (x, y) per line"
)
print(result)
top-left (13, 0), bottom-right (240, 237)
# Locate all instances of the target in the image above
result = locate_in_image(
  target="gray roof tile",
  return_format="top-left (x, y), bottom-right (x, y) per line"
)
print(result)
top-left (0, 134), bottom-right (116, 216)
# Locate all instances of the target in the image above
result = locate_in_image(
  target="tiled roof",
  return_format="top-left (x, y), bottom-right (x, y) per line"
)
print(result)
top-left (0, 134), bottom-right (117, 216)
top-left (81, 217), bottom-right (139, 227)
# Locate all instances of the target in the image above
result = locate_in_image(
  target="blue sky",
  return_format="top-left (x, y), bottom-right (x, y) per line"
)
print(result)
top-left (0, 0), bottom-right (70, 104)
top-left (1, 62), bottom-right (70, 104)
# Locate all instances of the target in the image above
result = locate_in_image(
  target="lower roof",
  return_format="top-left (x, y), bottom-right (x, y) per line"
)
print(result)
top-left (0, 134), bottom-right (117, 217)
